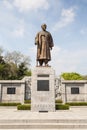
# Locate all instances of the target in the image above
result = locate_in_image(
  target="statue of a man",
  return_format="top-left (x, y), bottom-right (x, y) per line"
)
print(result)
top-left (35, 24), bottom-right (54, 66)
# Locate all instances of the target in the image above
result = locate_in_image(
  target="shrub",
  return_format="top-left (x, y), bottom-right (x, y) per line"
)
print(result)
top-left (0, 102), bottom-right (21, 106)
top-left (66, 102), bottom-right (87, 106)
top-left (61, 72), bottom-right (83, 80)
top-left (55, 99), bottom-right (63, 104)
top-left (24, 100), bottom-right (31, 104)
top-left (17, 104), bottom-right (31, 110)
top-left (56, 104), bottom-right (69, 110)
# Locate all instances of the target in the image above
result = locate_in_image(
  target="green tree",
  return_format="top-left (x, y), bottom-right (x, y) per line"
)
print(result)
top-left (17, 62), bottom-right (28, 79)
top-left (0, 64), bottom-right (5, 79)
top-left (7, 63), bottom-right (18, 80)
top-left (0, 56), bottom-right (5, 64)
top-left (0, 48), bottom-right (31, 80)
top-left (0, 56), bottom-right (10, 80)
top-left (4, 51), bottom-right (30, 67)
top-left (82, 75), bottom-right (87, 80)
top-left (61, 72), bottom-right (83, 80)
top-left (25, 70), bottom-right (31, 76)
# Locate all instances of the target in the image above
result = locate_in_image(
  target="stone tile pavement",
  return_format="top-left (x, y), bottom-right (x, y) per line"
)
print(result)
top-left (0, 106), bottom-right (87, 130)
top-left (0, 106), bottom-right (87, 120)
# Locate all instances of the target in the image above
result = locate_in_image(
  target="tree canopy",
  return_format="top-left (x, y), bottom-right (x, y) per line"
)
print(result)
top-left (0, 47), bottom-right (31, 80)
top-left (61, 72), bottom-right (84, 80)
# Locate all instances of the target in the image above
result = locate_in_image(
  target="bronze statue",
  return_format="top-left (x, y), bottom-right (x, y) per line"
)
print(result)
top-left (35, 24), bottom-right (54, 66)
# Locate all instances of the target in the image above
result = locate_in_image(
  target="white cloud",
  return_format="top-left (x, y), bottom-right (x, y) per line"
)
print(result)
top-left (0, 38), bottom-right (12, 51)
top-left (51, 46), bottom-right (87, 75)
top-left (28, 45), bottom-right (87, 75)
top-left (10, 19), bottom-right (25, 38)
top-left (3, 0), bottom-right (50, 12)
top-left (51, 45), bottom-right (61, 59)
top-left (80, 29), bottom-right (87, 35)
top-left (61, 7), bottom-right (75, 22)
top-left (12, 26), bottom-right (25, 37)
top-left (3, 0), bottom-right (13, 9)
top-left (52, 7), bottom-right (76, 32)
top-left (28, 46), bottom-right (37, 67)
top-left (13, 0), bottom-right (49, 12)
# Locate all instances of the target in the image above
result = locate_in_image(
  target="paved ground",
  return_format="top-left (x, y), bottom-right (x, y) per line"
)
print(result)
top-left (0, 107), bottom-right (87, 130)
top-left (0, 106), bottom-right (87, 120)
top-left (0, 129), bottom-right (86, 130)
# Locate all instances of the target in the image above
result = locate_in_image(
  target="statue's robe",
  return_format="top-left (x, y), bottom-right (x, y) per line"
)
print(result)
top-left (35, 30), bottom-right (54, 61)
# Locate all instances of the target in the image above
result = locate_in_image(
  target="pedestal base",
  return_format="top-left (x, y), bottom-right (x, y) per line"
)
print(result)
top-left (31, 67), bottom-right (55, 112)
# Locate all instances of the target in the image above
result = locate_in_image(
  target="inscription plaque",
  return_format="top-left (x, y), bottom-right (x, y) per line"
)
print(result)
top-left (37, 74), bottom-right (49, 77)
top-left (71, 87), bottom-right (79, 94)
top-left (37, 80), bottom-right (49, 91)
top-left (7, 88), bottom-right (16, 94)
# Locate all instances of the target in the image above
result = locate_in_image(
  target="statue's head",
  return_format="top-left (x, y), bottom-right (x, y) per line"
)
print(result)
top-left (41, 24), bottom-right (47, 31)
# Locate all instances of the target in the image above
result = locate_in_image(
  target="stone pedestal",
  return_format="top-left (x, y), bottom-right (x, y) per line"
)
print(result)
top-left (31, 67), bottom-right (55, 112)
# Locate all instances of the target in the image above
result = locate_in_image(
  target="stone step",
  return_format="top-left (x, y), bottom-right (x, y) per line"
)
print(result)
top-left (0, 119), bottom-right (87, 129)
top-left (0, 119), bottom-right (87, 123)
top-left (0, 129), bottom-right (86, 130)
top-left (0, 123), bottom-right (87, 129)
top-left (0, 124), bottom-right (87, 130)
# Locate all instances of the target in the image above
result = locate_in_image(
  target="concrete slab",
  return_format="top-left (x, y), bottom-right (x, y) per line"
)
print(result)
top-left (0, 106), bottom-right (87, 129)
top-left (0, 106), bottom-right (87, 120)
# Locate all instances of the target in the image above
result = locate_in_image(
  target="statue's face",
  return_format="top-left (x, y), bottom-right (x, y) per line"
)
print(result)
top-left (41, 24), bottom-right (47, 31)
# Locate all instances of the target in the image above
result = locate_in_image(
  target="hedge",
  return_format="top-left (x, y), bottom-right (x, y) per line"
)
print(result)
top-left (17, 104), bottom-right (31, 110)
top-left (56, 104), bottom-right (69, 110)
top-left (66, 102), bottom-right (87, 106)
top-left (17, 104), bottom-right (69, 110)
top-left (55, 99), bottom-right (63, 104)
top-left (0, 103), bottom-right (21, 106)
top-left (24, 100), bottom-right (31, 104)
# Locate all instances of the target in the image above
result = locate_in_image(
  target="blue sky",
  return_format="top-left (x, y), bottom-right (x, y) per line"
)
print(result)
top-left (0, 0), bottom-right (87, 75)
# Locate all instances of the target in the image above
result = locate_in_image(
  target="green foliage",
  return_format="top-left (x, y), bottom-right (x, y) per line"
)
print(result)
top-left (0, 59), bottom-right (18, 80)
top-left (4, 51), bottom-right (30, 67)
top-left (17, 104), bottom-right (31, 110)
top-left (56, 104), bottom-right (69, 110)
top-left (7, 63), bottom-right (18, 80)
top-left (0, 56), bottom-right (5, 64)
top-left (55, 99), bottom-right (63, 104)
top-left (0, 103), bottom-right (21, 106)
top-left (0, 48), bottom-right (31, 80)
top-left (25, 70), bottom-right (32, 76)
top-left (0, 64), bottom-right (5, 80)
top-left (0, 57), bottom-right (11, 80)
top-left (61, 72), bottom-right (83, 80)
top-left (24, 100), bottom-right (31, 104)
top-left (17, 62), bottom-right (28, 79)
top-left (66, 102), bottom-right (87, 106)
top-left (82, 75), bottom-right (87, 80)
